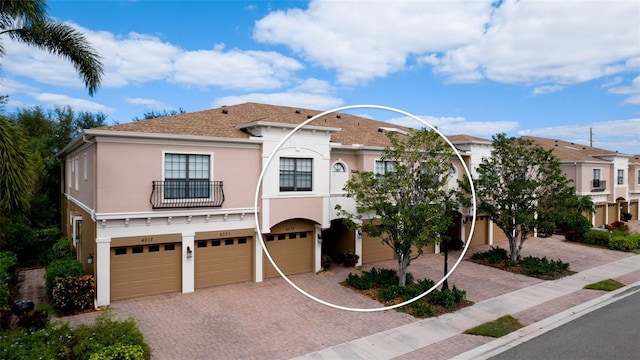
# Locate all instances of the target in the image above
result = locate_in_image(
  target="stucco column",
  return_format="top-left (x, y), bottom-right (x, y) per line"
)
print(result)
top-left (314, 225), bottom-right (323, 272)
top-left (95, 237), bottom-right (111, 307)
top-left (182, 232), bottom-right (195, 293)
top-left (254, 231), bottom-right (263, 282)
top-left (488, 218), bottom-right (495, 245)
top-left (355, 230), bottom-right (363, 266)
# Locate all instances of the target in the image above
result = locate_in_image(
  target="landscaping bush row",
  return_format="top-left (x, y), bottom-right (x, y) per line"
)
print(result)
top-left (5, 224), bottom-right (61, 267)
top-left (0, 311), bottom-right (151, 360)
top-left (581, 229), bottom-right (640, 251)
top-left (344, 268), bottom-right (468, 318)
top-left (470, 247), bottom-right (572, 279)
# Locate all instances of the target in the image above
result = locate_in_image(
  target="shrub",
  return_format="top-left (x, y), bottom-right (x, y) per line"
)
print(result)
top-left (608, 234), bottom-right (640, 251)
top-left (89, 344), bottom-right (147, 360)
top-left (451, 285), bottom-right (467, 303)
top-left (49, 237), bottom-right (74, 262)
top-left (621, 212), bottom-right (632, 222)
top-left (519, 256), bottom-right (570, 276)
top-left (16, 309), bottom-right (50, 331)
top-left (52, 275), bottom-right (95, 314)
top-left (607, 221), bottom-right (628, 232)
top-left (45, 258), bottom-right (84, 299)
top-left (0, 251), bottom-right (18, 308)
top-left (409, 301), bottom-right (435, 317)
top-left (471, 247), bottom-right (508, 263)
top-left (72, 312), bottom-right (151, 360)
top-left (378, 285), bottom-right (411, 302)
top-left (428, 289), bottom-right (456, 309)
top-left (415, 278), bottom-right (436, 293)
top-left (342, 250), bottom-right (359, 267)
top-left (345, 272), bottom-right (374, 290)
top-left (583, 230), bottom-right (611, 246)
top-left (0, 322), bottom-right (74, 359)
top-left (6, 223), bottom-right (60, 267)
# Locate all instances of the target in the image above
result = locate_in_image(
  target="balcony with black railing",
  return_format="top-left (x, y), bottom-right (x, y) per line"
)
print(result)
top-left (591, 179), bottom-right (606, 192)
top-left (150, 180), bottom-right (225, 209)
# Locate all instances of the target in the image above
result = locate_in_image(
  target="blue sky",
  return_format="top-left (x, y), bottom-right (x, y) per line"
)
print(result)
top-left (1, 0), bottom-right (639, 153)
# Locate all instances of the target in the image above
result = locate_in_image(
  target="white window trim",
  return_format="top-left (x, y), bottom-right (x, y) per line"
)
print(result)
top-left (74, 157), bottom-right (79, 191)
top-left (161, 150), bottom-right (214, 203)
top-left (83, 153), bottom-right (88, 181)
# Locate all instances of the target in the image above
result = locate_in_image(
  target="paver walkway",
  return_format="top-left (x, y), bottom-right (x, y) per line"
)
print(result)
top-left (18, 222), bottom-right (640, 359)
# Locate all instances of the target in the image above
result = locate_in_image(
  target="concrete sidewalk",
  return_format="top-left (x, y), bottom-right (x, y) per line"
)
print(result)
top-left (293, 255), bottom-right (640, 359)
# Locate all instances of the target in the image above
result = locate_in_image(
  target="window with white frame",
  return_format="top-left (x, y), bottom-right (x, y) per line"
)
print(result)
top-left (592, 169), bottom-right (601, 188)
top-left (375, 160), bottom-right (395, 175)
top-left (617, 169), bottom-right (624, 185)
top-left (280, 157), bottom-right (312, 191)
top-left (164, 153), bottom-right (210, 199)
top-left (74, 157), bottom-right (79, 191)
top-left (332, 162), bottom-right (346, 173)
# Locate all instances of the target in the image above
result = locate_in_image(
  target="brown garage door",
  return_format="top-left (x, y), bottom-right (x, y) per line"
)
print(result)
top-left (195, 237), bottom-right (253, 288)
top-left (362, 233), bottom-right (395, 264)
top-left (468, 216), bottom-right (489, 245)
top-left (111, 243), bottom-right (181, 301)
top-left (264, 231), bottom-right (313, 278)
top-left (595, 204), bottom-right (606, 227)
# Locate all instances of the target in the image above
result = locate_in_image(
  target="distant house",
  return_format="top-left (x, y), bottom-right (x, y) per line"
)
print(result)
top-left (524, 137), bottom-right (640, 226)
top-left (60, 102), bottom-right (506, 306)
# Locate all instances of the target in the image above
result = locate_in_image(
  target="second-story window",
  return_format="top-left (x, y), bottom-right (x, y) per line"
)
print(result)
top-left (638, 170), bottom-right (640, 185)
top-left (164, 154), bottom-right (210, 199)
top-left (375, 160), bottom-right (395, 175)
top-left (617, 169), bottom-right (624, 185)
top-left (280, 158), bottom-right (312, 191)
top-left (592, 169), bottom-right (601, 188)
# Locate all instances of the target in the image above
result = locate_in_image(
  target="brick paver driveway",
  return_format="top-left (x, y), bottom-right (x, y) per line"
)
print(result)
top-left (62, 234), bottom-right (638, 359)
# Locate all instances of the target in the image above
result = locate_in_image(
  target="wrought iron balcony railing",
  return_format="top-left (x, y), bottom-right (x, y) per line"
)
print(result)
top-left (591, 179), bottom-right (606, 192)
top-left (150, 181), bottom-right (225, 209)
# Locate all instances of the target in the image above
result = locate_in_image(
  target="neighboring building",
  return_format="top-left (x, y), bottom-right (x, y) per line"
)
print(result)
top-left (524, 137), bottom-right (640, 226)
top-left (60, 102), bottom-right (498, 306)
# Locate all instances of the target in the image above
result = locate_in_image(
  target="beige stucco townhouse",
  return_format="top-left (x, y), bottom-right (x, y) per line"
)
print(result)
top-left (59, 102), bottom-right (505, 306)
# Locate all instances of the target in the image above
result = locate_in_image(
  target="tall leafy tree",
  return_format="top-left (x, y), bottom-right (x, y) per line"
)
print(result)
top-left (337, 129), bottom-right (459, 286)
top-left (0, 0), bottom-right (103, 95)
top-left (469, 133), bottom-right (572, 262)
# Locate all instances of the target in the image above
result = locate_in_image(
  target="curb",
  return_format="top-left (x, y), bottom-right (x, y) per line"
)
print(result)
top-left (451, 280), bottom-right (640, 360)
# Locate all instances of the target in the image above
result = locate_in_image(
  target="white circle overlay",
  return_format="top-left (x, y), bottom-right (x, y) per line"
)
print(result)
top-left (253, 104), bottom-right (477, 312)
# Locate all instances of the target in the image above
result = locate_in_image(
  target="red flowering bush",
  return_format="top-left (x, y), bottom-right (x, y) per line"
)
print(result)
top-left (52, 275), bottom-right (95, 314)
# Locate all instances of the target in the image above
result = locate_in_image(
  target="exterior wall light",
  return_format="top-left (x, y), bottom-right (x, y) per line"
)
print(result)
top-left (87, 253), bottom-right (94, 264)
top-left (186, 246), bottom-right (193, 259)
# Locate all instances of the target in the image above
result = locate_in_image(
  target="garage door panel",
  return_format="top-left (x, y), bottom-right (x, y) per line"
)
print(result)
top-left (110, 243), bottom-right (181, 301)
top-left (195, 237), bottom-right (252, 288)
top-left (264, 232), bottom-right (313, 278)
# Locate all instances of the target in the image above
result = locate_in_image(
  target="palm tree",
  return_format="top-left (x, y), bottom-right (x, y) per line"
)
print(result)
top-left (0, 0), bottom-right (103, 95)
top-left (0, 0), bottom-right (103, 245)
top-left (0, 115), bottom-right (35, 244)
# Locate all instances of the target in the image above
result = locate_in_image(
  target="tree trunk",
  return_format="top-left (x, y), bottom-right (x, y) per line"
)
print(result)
top-left (508, 235), bottom-right (518, 262)
top-left (397, 252), bottom-right (411, 286)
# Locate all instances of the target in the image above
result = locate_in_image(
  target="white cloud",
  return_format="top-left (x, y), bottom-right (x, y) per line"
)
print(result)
top-left (212, 92), bottom-right (343, 110)
top-left (125, 97), bottom-right (173, 110)
top-left (428, 1), bottom-right (640, 86)
top-left (29, 92), bottom-right (116, 113)
top-left (173, 49), bottom-right (303, 90)
top-left (533, 85), bottom-right (563, 95)
top-left (2, 22), bottom-right (304, 92)
top-left (254, 0), bottom-right (639, 90)
top-left (607, 76), bottom-right (640, 105)
top-left (387, 115), bottom-right (519, 138)
top-left (254, 0), bottom-right (494, 85)
top-left (518, 119), bottom-right (640, 154)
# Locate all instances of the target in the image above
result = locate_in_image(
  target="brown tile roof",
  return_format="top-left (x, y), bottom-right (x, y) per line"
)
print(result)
top-left (97, 102), bottom-right (417, 148)
top-left (447, 134), bottom-right (492, 144)
top-left (523, 136), bottom-right (617, 163)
